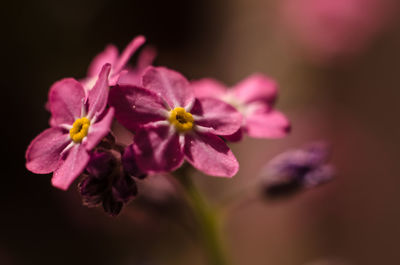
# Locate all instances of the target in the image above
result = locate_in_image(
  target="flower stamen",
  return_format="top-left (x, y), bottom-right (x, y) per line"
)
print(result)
top-left (69, 117), bottom-right (91, 143)
top-left (168, 107), bottom-right (194, 132)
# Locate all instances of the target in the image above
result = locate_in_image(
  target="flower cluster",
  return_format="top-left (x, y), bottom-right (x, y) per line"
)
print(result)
top-left (25, 35), bottom-right (291, 216)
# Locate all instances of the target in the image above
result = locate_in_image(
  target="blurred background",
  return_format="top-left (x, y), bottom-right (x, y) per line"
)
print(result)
top-left (2, 0), bottom-right (400, 264)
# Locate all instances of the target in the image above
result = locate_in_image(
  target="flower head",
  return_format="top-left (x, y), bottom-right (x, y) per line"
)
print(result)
top-left (279, 0), bottom-right (397, 61)
top-left (82, 36), bottom-right (146, 90)
top-left (26, 64), bottom-right (114, 190)
top-left (260, 142), bottom-right (334, 198)
top-left (109, 66), bottom-right (242, 177)
top-left (79, 150), bottom-right (138, 216)
top-left (190, 74), bottom-right (290, 141)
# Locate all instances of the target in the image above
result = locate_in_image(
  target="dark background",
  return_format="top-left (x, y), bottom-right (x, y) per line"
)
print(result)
top-left (2, 0), bottom-right (400, 264)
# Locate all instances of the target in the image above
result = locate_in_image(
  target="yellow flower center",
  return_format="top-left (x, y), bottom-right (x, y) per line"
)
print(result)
top-left (69, 117), bottom-right (91, 143)
top-left (168, 107), bottom-right (194, 132)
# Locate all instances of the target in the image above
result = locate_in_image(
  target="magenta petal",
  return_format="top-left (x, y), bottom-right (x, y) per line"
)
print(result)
top-left (232, 74), bottom-right (277, 104)
top-left (87, 44), bottom-right (118, 78)
top-left (26, 128), bottom-right (70, 174)
top-left (137, 45), bottom-right (157, 70)
top-left (133, 126), bottom-right (184, 173)
top-left (191, 98), bottom-right (242, 136)
top-left (184, 133), bottom-right (238, 178)
top-left (223, 129), bottom-right (244, 142)
top-left (245, 110), bottom-right (291, 138)
top-left (142, 66), bottom-right (194, 109)
top-left (85, 108), bottom-right (115, 150)
top-left (52, 145), bottom-right (90, 190)
top-left (117, 46), bottom-right (157, 86)
top-left (48, 78), bottom-right (86, 126)
top-left (87, 64), bottom-right (111, 118)
top-left (109, 85), bottom-right (167, 131)
top-left (113, 36), bottom-right (146, 76)
top-left (191, 78), bottom-right (227, 99)
top-left (117, 67), bottom-right (141, 86)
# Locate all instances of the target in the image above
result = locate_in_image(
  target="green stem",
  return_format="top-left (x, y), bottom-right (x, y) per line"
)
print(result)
top-left (175, 166), bottom-right (229, 265)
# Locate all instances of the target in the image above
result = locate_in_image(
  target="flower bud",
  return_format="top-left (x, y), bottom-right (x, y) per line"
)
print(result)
top-left (102, 193), bottom-right (123, 217)
top-left (79, 150), bottom-right (138, 216)
top-left (122, 145), bottom-right (147, 179)
top-left (261, 142), bottom-right (334, 198)
top-left (86, 150), bottom-right (116, 179)
top-left (112, 173), bottom-right (138, 203)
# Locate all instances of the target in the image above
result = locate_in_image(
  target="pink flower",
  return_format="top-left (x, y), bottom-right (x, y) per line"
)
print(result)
top-left (190, 74), bottom-right (290, 141)
top-left (81, 35), bottom-right (146, 90)
top-left (279, 0), bottom-right (397, 61)
top-left (117, 45), bottom-right (157, 86)
top-left (26, 64), bottom-right (115, 190)
top-left (109, 67), bottom-right (242, 177)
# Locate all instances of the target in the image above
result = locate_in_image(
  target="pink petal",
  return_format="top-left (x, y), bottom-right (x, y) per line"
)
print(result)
top-left (184, 133), bottom-right (239, 178)
top-left (132, 126), bottom-right (184, 173)
top-left (109, 85), bottom-right (167, 132)
top-left (137, 45), bottom-right (157, 71)
top-left (117, 46), bottom-right (157, 86)
top-left (245, 109), bottom-right (291, 138)
top-left (116, 66), bottom-right (141, 86)
top-left (26, 128), bottom-right (71, 174)
top-left (112, 36), bottom-right (146, 77)
top-left (87, 64), bottom-right (111, 118)
top-left (142, 66), bottom-right (194, 109)
top-left (48, 78), bottom-right (86, 126)
top-left (190, 78), bottom-right (227, 99)
top-left (87, 44), bottom-right (118, 78)
top-left (85, 108), bottom-right (115, 150)
top-left (52, 145), bottom-right (90, 190)
top-left (223, 129), bottom-right (244, 142)
top-left (191, 98), bottom-right (243, 136)
top-left (232, 74), bottom-right (277, 104)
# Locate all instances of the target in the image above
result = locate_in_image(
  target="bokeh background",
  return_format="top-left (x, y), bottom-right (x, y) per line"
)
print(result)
top-left (3, 0), bottom-right (400, 264)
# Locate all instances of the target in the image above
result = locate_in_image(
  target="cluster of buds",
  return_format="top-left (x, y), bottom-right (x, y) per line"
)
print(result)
top-left (25, 35), bottom-right (332, 216)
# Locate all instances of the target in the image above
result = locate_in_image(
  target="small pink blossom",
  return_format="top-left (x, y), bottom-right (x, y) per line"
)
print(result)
top-left (26, 64), bottom-right (114, 190)
top-left (279, 0), bottom-right (397, 61)
top-left (190, 74), bottom-right (290, 141)
top-left (81, 36), bottom-right (146, 90)
top-left (117, 45), bottom-right (157, 86)
top-left (109, 67), bottom-right (242, 177)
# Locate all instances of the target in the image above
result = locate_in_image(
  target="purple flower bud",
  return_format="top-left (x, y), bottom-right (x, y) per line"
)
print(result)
top-left (112, 173), bottom-right (138, 203)
top-left (86, 150), bottom-right (116, 179)
top-left (122, 145), bottom-right (147, 179)
top-left (95, 132), bottom-right (116, 150)
top-left (102, 193), bottom-right (123, 217)
top-left (78, 174), bottom-right (108, 207)
top-left (261, 142), bottom-right (334, 198)
top-left (79, 150), bottom-right (138, 216)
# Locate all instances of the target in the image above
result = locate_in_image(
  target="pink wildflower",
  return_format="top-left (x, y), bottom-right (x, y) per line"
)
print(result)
top-left (279, 0), bottom-right (397, 61)
top-left (81, 35), bottom-right (146, 90)
top-left (26, 64), bottom-right (115, 190)
top-left (190, 74), bottom-right (290, 141)
top-left (117, 45), bottom-right (157, 86)
top-left (109, 67), bottom-right (242, 177)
